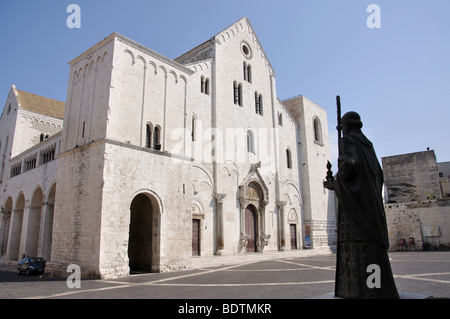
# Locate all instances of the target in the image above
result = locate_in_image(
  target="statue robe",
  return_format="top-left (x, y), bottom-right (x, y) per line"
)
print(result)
top-left (334, 131), bottom-right (399, 299)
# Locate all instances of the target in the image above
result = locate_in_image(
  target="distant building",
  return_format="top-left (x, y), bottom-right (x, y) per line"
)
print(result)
top-left (438, 162), bottom-right (450, 197)
top-left (382, 150), bottom-right (450, 251)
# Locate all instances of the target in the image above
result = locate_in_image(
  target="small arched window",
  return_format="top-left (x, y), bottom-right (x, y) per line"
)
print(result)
top-left (286, 149), bottom-right (292, 169)
top-left (81, 121), bottom-right (86, 139)
top-left (205, 78), bottom-right (210, 95)
top-left (243, 62), bottom-right (252, 83)
top-left (233, 81), bottom-right (243, 106)
top-left (233, 81), bottom-right (238, 105)
top-left (145, 123), bottom-right (153, 148)
top-left (313, 117), bottom-right (323, 145)
top-left (247, 130), bottom-right (255, 153)
top-left (191, 116), bottom-right (196, 142)
top-left (153, 125), bottom-right (161, 150)
top-left (201, 76), bottom-right (205, 93)
top-left (201, 76), bottom-right (210, 95)
top-left (278, 112), bottom-right (283, 126)
top-left (255, 93), bottom-right (263, 115)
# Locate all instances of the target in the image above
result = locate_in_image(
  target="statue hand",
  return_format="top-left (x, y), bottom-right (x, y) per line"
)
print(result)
top-left (323, 177), bottom-right (335, 190)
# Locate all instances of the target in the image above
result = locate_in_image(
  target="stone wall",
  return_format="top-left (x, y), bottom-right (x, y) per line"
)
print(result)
top-left (48, 141), bottom-right (106, 279)
top-left (385, 199), bottom-right (450, 251)
top-left (382, 150), bottom-right (442, 203)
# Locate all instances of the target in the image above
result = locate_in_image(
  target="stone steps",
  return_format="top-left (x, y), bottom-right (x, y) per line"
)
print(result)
top-left (190, 249), bottom-right (332, 269)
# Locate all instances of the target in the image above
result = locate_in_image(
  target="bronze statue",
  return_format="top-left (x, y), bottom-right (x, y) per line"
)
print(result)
top-left (324, 104), bottom-right (399, 299)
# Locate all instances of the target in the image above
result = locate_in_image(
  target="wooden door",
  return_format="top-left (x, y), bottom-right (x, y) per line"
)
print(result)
top-left (290, 224), bottom-right (297, 249)
top-left (245, 206), bottom-right (257, 252)
top-left (192, 219), bottom-right (200, 256)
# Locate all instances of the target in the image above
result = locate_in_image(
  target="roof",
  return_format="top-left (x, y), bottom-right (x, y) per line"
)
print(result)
top-left (15, 89), bottom-right (65, 119)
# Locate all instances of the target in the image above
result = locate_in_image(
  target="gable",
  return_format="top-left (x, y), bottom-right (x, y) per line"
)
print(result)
top-left (175, 17), bottom-right (275, 77)
top-left (213, 17), bottom-right (275, 77)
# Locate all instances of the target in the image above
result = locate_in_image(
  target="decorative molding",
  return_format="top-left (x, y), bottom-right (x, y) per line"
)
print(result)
top-left (116, 34), bottom-right (194, 76)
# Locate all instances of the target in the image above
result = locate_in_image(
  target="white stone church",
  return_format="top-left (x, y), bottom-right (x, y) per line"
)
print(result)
top-left (0, 17), bottom-right (336, 279)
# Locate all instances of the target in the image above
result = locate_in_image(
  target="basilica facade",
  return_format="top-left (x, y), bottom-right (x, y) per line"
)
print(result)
top-left (0, 17), bottom-right (336, 279)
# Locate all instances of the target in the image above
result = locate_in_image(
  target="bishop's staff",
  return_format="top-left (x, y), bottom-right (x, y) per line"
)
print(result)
top-left (324, 95), bottom-right (342, 186)
top-left (336, 95), bottom-right (342, 157)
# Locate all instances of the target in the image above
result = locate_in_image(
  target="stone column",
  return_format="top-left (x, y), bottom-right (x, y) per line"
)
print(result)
top-left (214, 193), bottom-right (226, 255)
top-left (38, 203), bottom-right (54, 261)
top-left (259, 200), bottom-right (270, 252)
top-left (21, 204), bottom-right (42, 258)
top-left (277, 201), bottom-right (287, 251)
top-left (0, 209), bottom-right (11, 256)
top-left (7, 209), bottom-right (23, 261)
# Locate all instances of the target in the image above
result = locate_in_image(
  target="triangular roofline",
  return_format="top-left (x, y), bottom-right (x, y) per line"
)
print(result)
top-left (213, 17), bottom-right (275, 77)
top-left (175, 17), bottom-right (276, 77)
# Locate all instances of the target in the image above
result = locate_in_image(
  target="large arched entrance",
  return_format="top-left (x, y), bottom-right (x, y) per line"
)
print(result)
top-left (238, 170), bottom-right (270, 253)
top-left (128, 193), bottom-right (159, 273)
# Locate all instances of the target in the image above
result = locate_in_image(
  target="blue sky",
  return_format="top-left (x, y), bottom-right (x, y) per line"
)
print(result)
top-left (1, 0), bottom-right (449, 165)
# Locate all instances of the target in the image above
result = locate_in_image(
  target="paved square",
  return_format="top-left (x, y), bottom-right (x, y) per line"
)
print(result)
top-left (0, 251), bottom-right (449, 299)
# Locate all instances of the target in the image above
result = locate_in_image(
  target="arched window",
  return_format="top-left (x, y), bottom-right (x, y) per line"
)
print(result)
top-left (201, 76), bottom-right (210, 95)
top-left (239, 84), bottom-right (243, 106)
top-left (201, 76), bottom-right (205, 93)
top-left (191, 116), bottom-right (196, 142)
top-left (243, 62), bottom-right (252, 83)
top-left (145, 123), bottom-right (152, 148)
top-left (255, 93), bottom-right (263, 115)
top-left (247, 130), bottom-right (255, 153)
top-left (233, 81), bottom-right (243, 106)
top-left (286, 149), bottom-right (292, 169)
top-left (313, 117), bottom-right (323, 144)
top-left (205, 78), bottom-right (210, 95)
top-left (233, 81), bottom-right (238, 105)
top-left (81, 121), bottom-right (86, 139)
top-left (278, 112), bottom-right (283, 126)
top-left (153, 126), bottom-right (161, 150)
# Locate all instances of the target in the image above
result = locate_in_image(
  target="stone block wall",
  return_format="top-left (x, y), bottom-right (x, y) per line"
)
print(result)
top-left (382, 150), bottom-right (442, 203)
top-left (385, 199), bottom-right (450, 250)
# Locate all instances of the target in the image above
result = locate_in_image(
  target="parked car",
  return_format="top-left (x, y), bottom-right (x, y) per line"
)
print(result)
top-left (17, 257), bottom-right (46, 276)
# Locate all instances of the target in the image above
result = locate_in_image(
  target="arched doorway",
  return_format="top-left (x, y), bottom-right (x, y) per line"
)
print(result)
top-left (8, 193), bottom-right (25, 261)
top-left (238, 166), bottom-right (270, 253)
top-left (26, 187), bottom-right (43, 257)
top-left (0, 197), bottom-right (13, 256)
top-left (128, 193), bottom-right (159, 273)
top-left (245, 205), bottom-right (257, 252)
top-left (41, 183), bottom-right (56, 260)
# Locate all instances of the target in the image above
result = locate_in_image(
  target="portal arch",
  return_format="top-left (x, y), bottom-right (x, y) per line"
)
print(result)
top-left (128, 192), bottom-right (161, 273)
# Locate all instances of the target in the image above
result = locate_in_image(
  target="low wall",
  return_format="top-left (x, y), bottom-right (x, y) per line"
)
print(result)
top-left (385, 199), bottom-right (450, 251)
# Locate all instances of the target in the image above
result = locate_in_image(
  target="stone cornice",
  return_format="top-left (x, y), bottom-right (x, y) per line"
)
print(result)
top-left (115, 33), bottom-right (195, 75)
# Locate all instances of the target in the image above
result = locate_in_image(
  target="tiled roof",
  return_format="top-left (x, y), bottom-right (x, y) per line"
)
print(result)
top-left (16, 89), bottom-right (65, 119)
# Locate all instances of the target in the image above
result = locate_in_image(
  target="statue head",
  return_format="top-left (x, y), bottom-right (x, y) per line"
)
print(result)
top-left (342, 111), bottom-right (363, 134)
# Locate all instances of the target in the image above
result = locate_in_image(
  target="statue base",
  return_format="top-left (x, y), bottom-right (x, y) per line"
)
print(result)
top-left (310, 292), bottom-right (433, 299)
